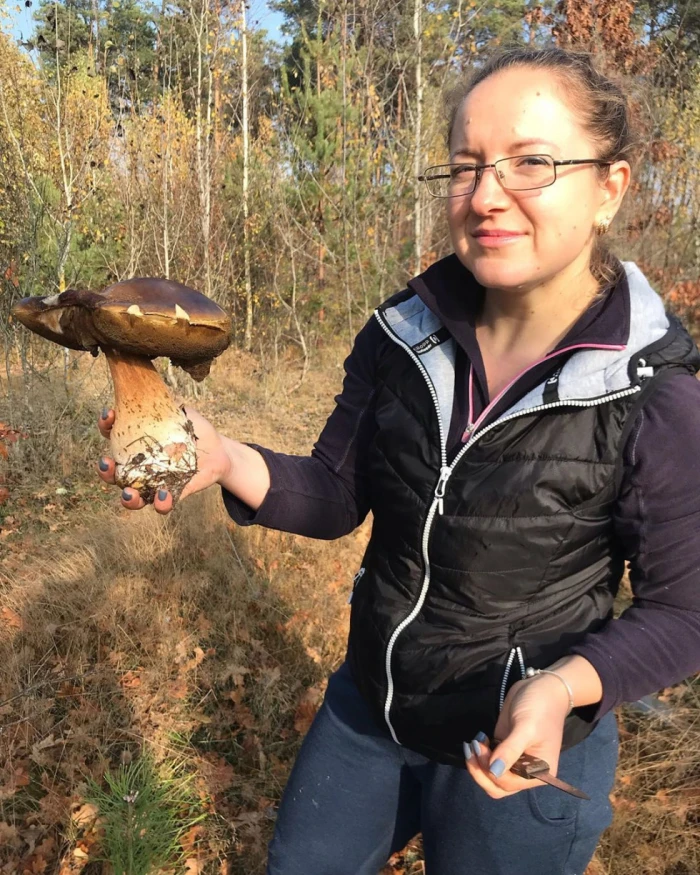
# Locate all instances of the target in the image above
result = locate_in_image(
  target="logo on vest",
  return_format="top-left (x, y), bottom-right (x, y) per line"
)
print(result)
top-left (412, 327), bottom-right (450, 355)
top-left (543, 367), bottom-right (562, 404)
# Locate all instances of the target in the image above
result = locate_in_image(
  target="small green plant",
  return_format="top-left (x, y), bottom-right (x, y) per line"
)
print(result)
top-left (84, 752), bottom-right (208, 875)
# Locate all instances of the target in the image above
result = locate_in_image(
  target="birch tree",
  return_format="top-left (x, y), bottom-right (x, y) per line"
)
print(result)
top-left (413, 0), bottom-right (423, 275)
top-left (240, 0), bottom-right (253, 351)
top-left (190, 0), bottom-right (216, 297)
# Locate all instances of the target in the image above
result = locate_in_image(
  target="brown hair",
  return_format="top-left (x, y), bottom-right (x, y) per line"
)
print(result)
top-left (446, 46), bottom-right (641, 291)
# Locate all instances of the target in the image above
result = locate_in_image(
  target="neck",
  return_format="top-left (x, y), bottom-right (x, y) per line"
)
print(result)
top-left (477, 258), bottom-right (600, 358)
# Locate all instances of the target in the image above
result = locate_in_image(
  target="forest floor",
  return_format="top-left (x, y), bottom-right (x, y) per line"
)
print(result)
top-left (0, 341), bottom-right (699, 875)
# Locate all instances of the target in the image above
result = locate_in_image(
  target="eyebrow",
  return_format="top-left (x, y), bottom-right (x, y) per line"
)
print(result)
top-left (451, 138), bottom-right (561, 157)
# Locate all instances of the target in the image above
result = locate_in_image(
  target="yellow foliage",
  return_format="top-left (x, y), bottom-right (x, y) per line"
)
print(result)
top-left (0, 33), bottom-right (42, 251)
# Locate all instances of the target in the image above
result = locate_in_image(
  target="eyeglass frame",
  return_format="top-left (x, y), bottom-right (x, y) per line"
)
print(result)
top-left (417, 155), bottom-right (613, 198)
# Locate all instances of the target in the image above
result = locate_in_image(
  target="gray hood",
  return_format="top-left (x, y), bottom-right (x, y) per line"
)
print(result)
top-left (377, 262), bottom-right (684, 441)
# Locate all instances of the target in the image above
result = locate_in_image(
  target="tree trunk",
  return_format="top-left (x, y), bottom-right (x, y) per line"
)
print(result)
top-left (153, 0), bottom-right (167, 85)
top-left (193, 0), bottom-right (213, 298)
top-left (91, 0), bottom-right (99, 71)
top-left (413, 0), bottom-right (423, 275)
top-left (241, 0), bottom-right (253, 352)
top-left (341, 2), bottom-right (353, 340)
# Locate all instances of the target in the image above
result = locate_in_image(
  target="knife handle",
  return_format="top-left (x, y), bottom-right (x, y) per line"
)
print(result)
top-left (491, 739), bottom-right (551, 779)
top-left (508, 751), bottom-right (551, 780)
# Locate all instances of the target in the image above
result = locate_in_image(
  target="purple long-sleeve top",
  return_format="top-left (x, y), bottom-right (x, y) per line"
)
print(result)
top-left (223, 255), bottom-right (700, 722)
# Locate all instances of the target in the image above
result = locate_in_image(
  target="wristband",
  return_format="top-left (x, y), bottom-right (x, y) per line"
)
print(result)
top-left (524, 667), bottom-right (575, 715)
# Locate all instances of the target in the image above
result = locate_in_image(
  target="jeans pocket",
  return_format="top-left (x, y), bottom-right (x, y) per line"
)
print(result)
top-left (526, 730), bottom-right (588, 826)
top-left (525, 713), bottom-right (619, 828)
top-left (527, 781), bottom-right (582, 826)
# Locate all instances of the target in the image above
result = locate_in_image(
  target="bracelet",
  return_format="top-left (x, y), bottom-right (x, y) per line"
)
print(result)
top-left (524, 667), bottom-right (575, 715)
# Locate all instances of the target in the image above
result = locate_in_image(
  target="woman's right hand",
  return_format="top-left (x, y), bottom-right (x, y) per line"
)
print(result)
top-left (97, 406), bottom-right (232, 514)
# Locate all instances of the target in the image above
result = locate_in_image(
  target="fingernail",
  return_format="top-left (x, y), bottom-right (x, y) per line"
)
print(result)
top-left (489, 758), bottom-right (506, 778)
top-left (101, 407), bottom-right (109, 420)
top-left (471, 739), bottom-right (481, 757)
top-left (463, 742), bottom-right (472, 761)
top-left (475, 731), bottom-right (488, 743)
top-left (99, 458), bottom-right (109, 471)
top-left (157, 490), bottom-right (168, 501)
top-left (122, 490), bottom-right (132, 501)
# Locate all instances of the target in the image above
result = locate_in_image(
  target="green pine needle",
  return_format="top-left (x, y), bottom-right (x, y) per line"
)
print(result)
top-left (84, 753), bottom-right (209, 875)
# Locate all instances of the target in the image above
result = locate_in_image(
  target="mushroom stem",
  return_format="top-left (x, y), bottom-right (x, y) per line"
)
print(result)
top-left (104, 350), bottom-right (197, 504)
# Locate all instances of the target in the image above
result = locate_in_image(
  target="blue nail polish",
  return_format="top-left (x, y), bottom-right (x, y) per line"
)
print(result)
top-left (471, 739), bottom-right (481, 757)
top-left (475, 731), bottom-right (488, 743)
top-left (99, 459), bottom-right (109, 471)
top-left (463, 742), bottom-right (472, 761)
top-left (101, 407), bottom-right (109, 420)
top-left (489, 758), bottom-right (506, 778)
top-left (157, 490), bottom-right (168, 501)
top-left (122, 490), bottom-right (132, 501)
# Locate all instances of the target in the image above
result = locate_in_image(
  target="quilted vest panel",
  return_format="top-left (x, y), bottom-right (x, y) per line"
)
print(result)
top-left (348, 337), bottom-right (638, 766)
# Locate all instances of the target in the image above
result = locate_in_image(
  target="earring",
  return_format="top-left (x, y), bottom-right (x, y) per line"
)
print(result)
top-left (595, 216), bottom-right (611, 236)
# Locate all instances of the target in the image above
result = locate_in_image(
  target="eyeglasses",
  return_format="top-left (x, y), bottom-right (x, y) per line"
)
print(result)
top-left (418, 154), bottom-right (612, 198)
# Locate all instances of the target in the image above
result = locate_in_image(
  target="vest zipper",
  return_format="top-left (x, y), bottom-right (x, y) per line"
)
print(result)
top-left (374, 309), bottom-right (448, 743)
top-left (499, 645), bottom-right (527, 712)
top-left (434, 465), bottom-right (452, 516)
top-left (373, 308), bottom-right (642, 745)
top-left (374, 309), bottom-right (448, 462)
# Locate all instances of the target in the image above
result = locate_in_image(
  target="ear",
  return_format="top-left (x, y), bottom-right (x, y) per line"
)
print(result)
top-left (595, 160), bottom-right (631, 226)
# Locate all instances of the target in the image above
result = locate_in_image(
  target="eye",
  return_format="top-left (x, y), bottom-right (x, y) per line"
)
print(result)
top-left (513, 155), bottom-right (549, 167)
top-left (451, 164), bottom-right (477, 178)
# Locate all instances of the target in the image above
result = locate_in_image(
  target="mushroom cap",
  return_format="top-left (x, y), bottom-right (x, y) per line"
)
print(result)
top-left (11, 278), bottom-right (231, 380)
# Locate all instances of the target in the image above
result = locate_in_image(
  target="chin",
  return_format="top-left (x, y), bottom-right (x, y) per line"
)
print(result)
top-left (464, 255), bottom-right (539, 291)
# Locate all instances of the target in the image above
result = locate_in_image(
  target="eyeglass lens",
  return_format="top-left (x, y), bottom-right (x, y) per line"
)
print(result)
top-left (425, 155), bottom-right (556, 197)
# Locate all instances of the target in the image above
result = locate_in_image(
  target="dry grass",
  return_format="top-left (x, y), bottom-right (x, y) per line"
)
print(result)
top-left (0, 341), bottom-right (699, 874)
top-left (597, 689), bottom-right (700, 875)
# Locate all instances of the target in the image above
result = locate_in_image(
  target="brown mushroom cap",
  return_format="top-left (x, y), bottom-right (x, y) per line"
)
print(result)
top-left (11, 278), bottom-right (231, 380)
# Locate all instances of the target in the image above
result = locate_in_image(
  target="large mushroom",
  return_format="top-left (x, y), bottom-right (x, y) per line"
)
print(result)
top-left (11, 278), bottom-right (231, 504)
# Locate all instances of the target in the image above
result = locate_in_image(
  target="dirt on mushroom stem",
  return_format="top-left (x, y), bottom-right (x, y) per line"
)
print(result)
top-left (104, 348), bottom-right (198, 504)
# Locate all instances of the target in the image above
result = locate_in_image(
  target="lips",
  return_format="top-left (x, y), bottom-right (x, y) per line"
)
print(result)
top-left (471, 229), bottom-right (526, 248)
top-left (472, 230), bottom-right (525, 237)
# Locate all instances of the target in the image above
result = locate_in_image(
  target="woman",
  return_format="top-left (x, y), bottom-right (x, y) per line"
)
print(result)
top-left (98, 48), bottom-right (700, 874)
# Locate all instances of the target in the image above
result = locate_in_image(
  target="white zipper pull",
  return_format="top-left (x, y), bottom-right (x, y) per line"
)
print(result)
top-left (348, 567), bottom-right (366, 603)
top-left (434, 465), bottom-right (451, 516)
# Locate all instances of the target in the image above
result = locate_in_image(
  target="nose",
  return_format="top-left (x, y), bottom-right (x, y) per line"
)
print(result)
top-left (469, 164), bottom-right (512, 212)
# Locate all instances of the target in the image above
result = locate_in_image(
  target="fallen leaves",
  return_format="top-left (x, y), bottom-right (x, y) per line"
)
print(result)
top-left (0, 821), bottom-right (21, 848)
top-left (118, 669), bottom-right (142, 690)
top-left (0, 760), bottom-right (31, 800)
top-left (70, 803), bottom-right (99, 829)
top-left (181, 823), bottom-right (207, 856)
top-left (0, 606), bottom-right (24, 631)
top-left (167, 677), bottom-right (189, 700)
top-left (293, 684), bottom-right (325, 735)
top-left (56, 840), bottom-right (93, 874)
top-left (4, 259), bottom-right (20, 287)
top-left (0, 422), bottom-right (26, 447)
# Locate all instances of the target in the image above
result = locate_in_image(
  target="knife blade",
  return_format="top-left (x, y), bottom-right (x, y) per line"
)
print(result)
top-left (507, 751), bottom-right (590, 799)
top-left (489, 741), bottom-right (590, 800)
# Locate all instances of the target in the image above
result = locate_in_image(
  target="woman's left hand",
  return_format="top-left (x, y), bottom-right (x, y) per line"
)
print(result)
top-left (464, 672), bottom-right (572, 798)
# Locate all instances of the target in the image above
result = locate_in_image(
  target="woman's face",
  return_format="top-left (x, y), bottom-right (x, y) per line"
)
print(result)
top-left (447, 66), bottom-right (629, 294)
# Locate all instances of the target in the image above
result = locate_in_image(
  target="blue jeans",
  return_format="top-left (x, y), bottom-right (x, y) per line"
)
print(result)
top-left (267, 661), bottom-right (618, 875)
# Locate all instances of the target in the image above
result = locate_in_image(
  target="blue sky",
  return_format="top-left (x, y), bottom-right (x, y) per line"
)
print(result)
top-left (4, 0), bottom-right (286, 45)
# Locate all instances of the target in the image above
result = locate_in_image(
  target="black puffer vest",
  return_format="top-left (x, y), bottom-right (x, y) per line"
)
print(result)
top-left (347, 261), bottom-right (700, 767)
